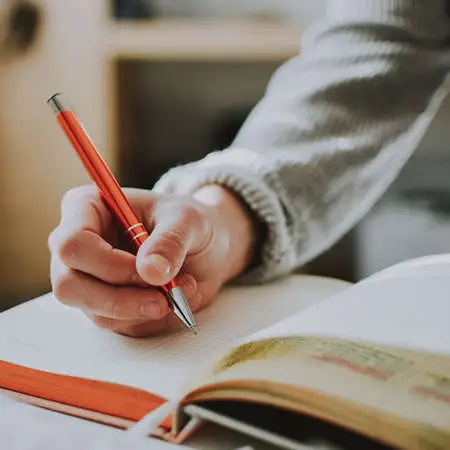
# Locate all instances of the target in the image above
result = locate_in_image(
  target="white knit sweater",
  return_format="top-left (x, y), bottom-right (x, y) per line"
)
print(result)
top-left (154, 0), bottom-right (450, 283)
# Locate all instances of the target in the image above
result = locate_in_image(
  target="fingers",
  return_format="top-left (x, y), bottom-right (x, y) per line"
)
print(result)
top-left (88, 311), bottom-right (181, 338)
top-left (51, 260), bottom-right (163, 319)
top-left (58, 185), bottom-right (109, 235)
top-left (49, 186), bottom-right (145, 285)
top-left (50, 227), bottom-right (142, 285)
top-left (52, 258), bottom-right (197, 321)
top-left (136, 202), bottom-right (212, 286)
top-left (86, 279), bottom-right (205, 338)
top-left (87, 280), bottom-right (219, 338)
top-left (49, 186), bottom-right (222, 337)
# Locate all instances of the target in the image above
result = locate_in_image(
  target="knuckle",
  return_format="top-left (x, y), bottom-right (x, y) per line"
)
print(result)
top-left (180, 204), bottom-right (211, 244)
top-left (61, 188), bottom-right (80, 208)
top-left (47, 226), bottom-right (60, 252)
top-left (180, 204), bottom-right (203, 225)
top-left (53, 271), bottom-right (76, 305)
top-left (57, 230), bottom-right (85, 264)
top-left (109, 295), bottom-right (122, 319)
top-left (105, 260), bottom-right (137, 286)
top-left (62, 185), bottom-right (96, 207)
top-left (100, 292), bottom-right (123, 319)
top-left (159, 228), bottom-right (185, 257)
top-left (99, 260), bottom-right (121, 283)
top-left (153, 300), bottom-right (167, 319)
top-left (90, 314), bottom-right (115, 331)
top-left (166, 226), bottom-right (185, 248)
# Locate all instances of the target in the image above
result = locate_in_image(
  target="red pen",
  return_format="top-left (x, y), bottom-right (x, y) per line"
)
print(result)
top-left (47, 93), bottom-right (197, 334)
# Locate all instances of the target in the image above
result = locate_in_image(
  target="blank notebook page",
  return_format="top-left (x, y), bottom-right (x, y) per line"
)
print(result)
top-left (248, 274), bottom-right (450, 355)
top-left (0, 275), bottom-right (347, 398)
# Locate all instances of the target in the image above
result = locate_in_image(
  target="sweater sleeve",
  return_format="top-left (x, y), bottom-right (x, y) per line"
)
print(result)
top-left (153, 0), bottom-right (450, 283)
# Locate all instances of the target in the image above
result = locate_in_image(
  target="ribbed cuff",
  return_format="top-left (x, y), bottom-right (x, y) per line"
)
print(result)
top-left (153, 149), bottom-right (293, 283)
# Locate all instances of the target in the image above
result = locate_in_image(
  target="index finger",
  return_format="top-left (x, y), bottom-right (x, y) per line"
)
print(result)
top-left (60, 185), bottom-right (109, 234)
top-left (48, 185), bottom-right (105, 254)
top-left (49, 186), bottom-right (142, 285)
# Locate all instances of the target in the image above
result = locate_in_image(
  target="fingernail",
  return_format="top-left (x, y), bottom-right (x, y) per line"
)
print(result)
top-left (145, 254), bottom-right (171, 278)
top-left (141, 301), bottom-right (162, 318)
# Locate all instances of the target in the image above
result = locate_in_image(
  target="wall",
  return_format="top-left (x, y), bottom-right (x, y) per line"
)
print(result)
top-left (118, 60), bottom-right (283, 187)
top-left (0, 0), bottom-right (111, 308)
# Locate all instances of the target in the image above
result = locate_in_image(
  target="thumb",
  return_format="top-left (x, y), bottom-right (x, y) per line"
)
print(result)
top-left (135, 215), bottom-right (195, 286)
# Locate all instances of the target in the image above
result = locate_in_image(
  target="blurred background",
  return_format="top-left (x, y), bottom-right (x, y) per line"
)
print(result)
top-left (1, 0), bottom-right (450, 312)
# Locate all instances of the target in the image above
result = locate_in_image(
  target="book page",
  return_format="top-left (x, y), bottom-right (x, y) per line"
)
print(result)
top-left (184, 336), bottom-right (450, 449)
top-left (0, 274), bottom-right (347, 399)
top-left (179, 274), bottom-right (450, 447)
top-left (365, 253), bottom-right (450, 282)
top-left (243, 275), bottom-right (450, 354)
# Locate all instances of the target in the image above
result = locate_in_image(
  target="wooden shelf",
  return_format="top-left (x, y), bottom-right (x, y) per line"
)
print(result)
top-left (106, 19), bottom-right (301, 61)
top-left (0, 4), bottom-right (304, 301)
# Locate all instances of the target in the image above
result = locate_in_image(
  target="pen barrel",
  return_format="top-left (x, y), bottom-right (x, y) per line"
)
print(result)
top-left (48, 94), bottom-right (146, 248)
top-left (48, 93), bottom-right (196, 329)
top-left (125, 223), bottom-right (149, 247)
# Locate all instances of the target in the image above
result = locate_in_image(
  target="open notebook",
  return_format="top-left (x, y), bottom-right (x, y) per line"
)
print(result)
top-left (1, 256), bottom-right (450, 449)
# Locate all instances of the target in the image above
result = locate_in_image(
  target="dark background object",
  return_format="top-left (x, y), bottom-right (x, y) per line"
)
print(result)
top-left (112, 0), bottom-right (155, 19)
top-left (193, 400), bottom-right (393, 449)
top-left (0, 1), bottom-right (41, 57)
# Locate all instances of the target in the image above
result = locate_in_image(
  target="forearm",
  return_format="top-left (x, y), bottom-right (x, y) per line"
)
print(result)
top-left (154, 0), bottom-right (450, 282)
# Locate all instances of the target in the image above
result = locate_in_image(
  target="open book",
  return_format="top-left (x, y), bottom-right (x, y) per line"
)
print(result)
top-left (1, 255), bottom-right (450, 449)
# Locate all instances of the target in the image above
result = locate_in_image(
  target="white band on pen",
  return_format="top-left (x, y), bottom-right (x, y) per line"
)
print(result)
top-left (127, 223), bottom-right (144, 232)
top-left (132, 231), bottom-right (148, 241)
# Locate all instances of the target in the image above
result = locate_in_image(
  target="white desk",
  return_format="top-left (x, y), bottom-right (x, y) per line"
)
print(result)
top-left (0, 255), bottom-right (450, 450)
top-left (0, 274), bottom-right (350, 450)
top-left (3, 253), bottom-right (450, 450)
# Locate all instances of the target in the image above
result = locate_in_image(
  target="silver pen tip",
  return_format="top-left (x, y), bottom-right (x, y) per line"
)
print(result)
top-left (168, 286), bottom-right (197, 330)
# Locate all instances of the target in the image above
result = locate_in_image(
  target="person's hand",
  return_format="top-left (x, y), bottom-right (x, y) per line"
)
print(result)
top-left (48, 184), bottom-right (261, 337)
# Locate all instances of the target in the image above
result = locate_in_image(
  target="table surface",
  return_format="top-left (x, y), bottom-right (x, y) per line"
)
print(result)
top-left (3, 253), bottom-right (447, 450)
top-left (0, 274), bottom-right (350, 450)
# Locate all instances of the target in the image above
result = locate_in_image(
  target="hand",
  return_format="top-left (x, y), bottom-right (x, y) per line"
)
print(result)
top-left (48, 184), bottom-right (260, 337)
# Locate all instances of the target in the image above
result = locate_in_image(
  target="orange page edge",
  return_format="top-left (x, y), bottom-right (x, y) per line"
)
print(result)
top-left (0, 360), bottom-right (173, 434)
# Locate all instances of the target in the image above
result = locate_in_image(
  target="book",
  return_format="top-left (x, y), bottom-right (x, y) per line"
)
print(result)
top-left (0, 273), bottom-right (347, 450)
top-left (1, 255), bottom-right (450, 449)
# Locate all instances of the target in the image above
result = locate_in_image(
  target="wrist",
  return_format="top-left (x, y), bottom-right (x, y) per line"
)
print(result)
top-left (192, 184), bottom-right (263, 281)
